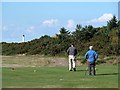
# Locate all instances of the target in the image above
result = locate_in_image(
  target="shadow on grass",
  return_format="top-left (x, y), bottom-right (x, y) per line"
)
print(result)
top-left (76, 69), bottom-right (87, 72)
top-left (76, 69), bottom-right (118, 76)
top-left (96, 73), bottom-right (118, 76)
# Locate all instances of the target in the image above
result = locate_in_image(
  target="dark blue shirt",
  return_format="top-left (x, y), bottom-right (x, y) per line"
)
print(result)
top-left (85, 49), bottom-right (98, 62)
top-left (67, 47), bottom-right (77, 56)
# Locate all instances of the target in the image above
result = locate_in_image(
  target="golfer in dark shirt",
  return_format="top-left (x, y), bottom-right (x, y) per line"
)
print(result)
top-left (67, 44), bottom-right (77, 71)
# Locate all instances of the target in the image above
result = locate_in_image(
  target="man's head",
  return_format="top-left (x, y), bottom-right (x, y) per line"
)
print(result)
top-left (71, 44), bottom-right (74, 47)
top-left (89, 46), bottom-right (93, 50)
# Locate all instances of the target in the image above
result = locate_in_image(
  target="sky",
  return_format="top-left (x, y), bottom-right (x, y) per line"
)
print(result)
top-left (1, 1), bottom-right (119, 43)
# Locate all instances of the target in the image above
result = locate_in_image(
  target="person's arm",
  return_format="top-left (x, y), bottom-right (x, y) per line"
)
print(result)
top-left (94, 52), bottom-right (98, 60)
top-left (75, 48), bottom-right (77, 56)
top-left (95, 52), bottom-right (98, 59)
top-left (67, 48), bottom-right (69, 55)
top-left (84, 52), bottom-right (88, 59)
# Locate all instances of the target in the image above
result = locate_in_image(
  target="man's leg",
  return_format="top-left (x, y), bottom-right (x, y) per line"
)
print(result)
top-left (92, 63), bottom-right (96, 75)
top-left (88, 62), bottom-right (92, 75)
top-left (72, 58), bottom-right (76, 71)
top-left (69, 56), bottom-right (72, 71)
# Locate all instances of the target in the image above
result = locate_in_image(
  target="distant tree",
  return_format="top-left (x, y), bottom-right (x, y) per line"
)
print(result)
top-left (58, 27), bottom-right (70, 41)
top-left (72, 24), bottom-right (82, 42)
top-left (76, 24), bottom-right (82, 31)
top-left (40, 35), bottom-right (51, 39)
top-left (80, 25), bottom-right (96, 41)
top-left (87, 25), bottom-right (93, 31)
top-left (116, 20), bottom-right (120, 55)
top-left (107, 16), bottom-right (118, 30)
top-left (118, 20), bottom-right (120, 27)
top-left (59, 27), bottom-right (70, 34)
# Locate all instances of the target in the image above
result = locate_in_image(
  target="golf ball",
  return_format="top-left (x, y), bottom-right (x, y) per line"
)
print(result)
top-left (34, 70), bottom-right (36, 72)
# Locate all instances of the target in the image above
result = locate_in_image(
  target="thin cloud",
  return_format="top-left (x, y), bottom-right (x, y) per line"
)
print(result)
top-left (42, 19), bottom-right (58, 27)
top-left (26, 26), bottom-right (35, 33)
top-left (66, 19), bottom-right (75, 29)
top-left (2, 24), bottom-right (20, 32)
top-left (87, 13), bottom-right (113, 23)
top-left (2, 25), bottom-right (8, 31)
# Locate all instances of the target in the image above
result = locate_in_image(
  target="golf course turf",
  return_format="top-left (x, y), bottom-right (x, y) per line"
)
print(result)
top-left (2, 64), bottom-right (118, 88)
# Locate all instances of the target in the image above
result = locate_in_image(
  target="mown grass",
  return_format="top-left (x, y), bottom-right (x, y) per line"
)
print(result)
top-left (2, 64), bottom-right (118, 88)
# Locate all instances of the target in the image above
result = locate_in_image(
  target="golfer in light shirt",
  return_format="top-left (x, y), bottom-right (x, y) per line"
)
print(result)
top-left (85, 46), bottom-right (98, 76)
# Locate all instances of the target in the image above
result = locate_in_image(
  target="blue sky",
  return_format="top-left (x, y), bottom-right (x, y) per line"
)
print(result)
top-left (2, 2), bottom-right (118, 43)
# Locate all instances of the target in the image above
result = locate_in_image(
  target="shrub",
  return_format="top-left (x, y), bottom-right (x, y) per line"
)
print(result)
top-left (96, 60), bottom-right (106, 65)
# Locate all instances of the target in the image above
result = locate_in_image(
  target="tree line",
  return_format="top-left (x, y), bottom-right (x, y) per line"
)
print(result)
top-left (1, 16), bottom-right (120, 56)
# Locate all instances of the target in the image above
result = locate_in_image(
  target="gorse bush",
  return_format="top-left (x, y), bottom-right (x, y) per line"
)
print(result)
top-left (1, 16), bottom-right (120, 56)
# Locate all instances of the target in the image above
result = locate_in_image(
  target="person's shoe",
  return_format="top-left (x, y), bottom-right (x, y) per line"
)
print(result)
top-left (69, 70), bottom-right (72, 71)
top-left (88, 73), bottom-right (91, 76)
top-left (73, 68), bottom-right (76, 71)
top-left (92, 74), bottom-right (96, 76)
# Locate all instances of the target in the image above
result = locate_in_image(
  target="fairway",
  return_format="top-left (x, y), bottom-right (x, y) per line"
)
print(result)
top-left (2, 64), bottom-right (118, 88)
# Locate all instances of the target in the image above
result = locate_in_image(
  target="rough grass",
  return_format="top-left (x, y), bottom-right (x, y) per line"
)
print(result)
top-left (2, 55), bottom-right (119, 88)
top-left (2, 55), bottom-right (68, 67)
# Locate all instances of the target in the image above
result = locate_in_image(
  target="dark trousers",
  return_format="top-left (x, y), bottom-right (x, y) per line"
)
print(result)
top-left (88, 62), bottom-right (96, 75)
